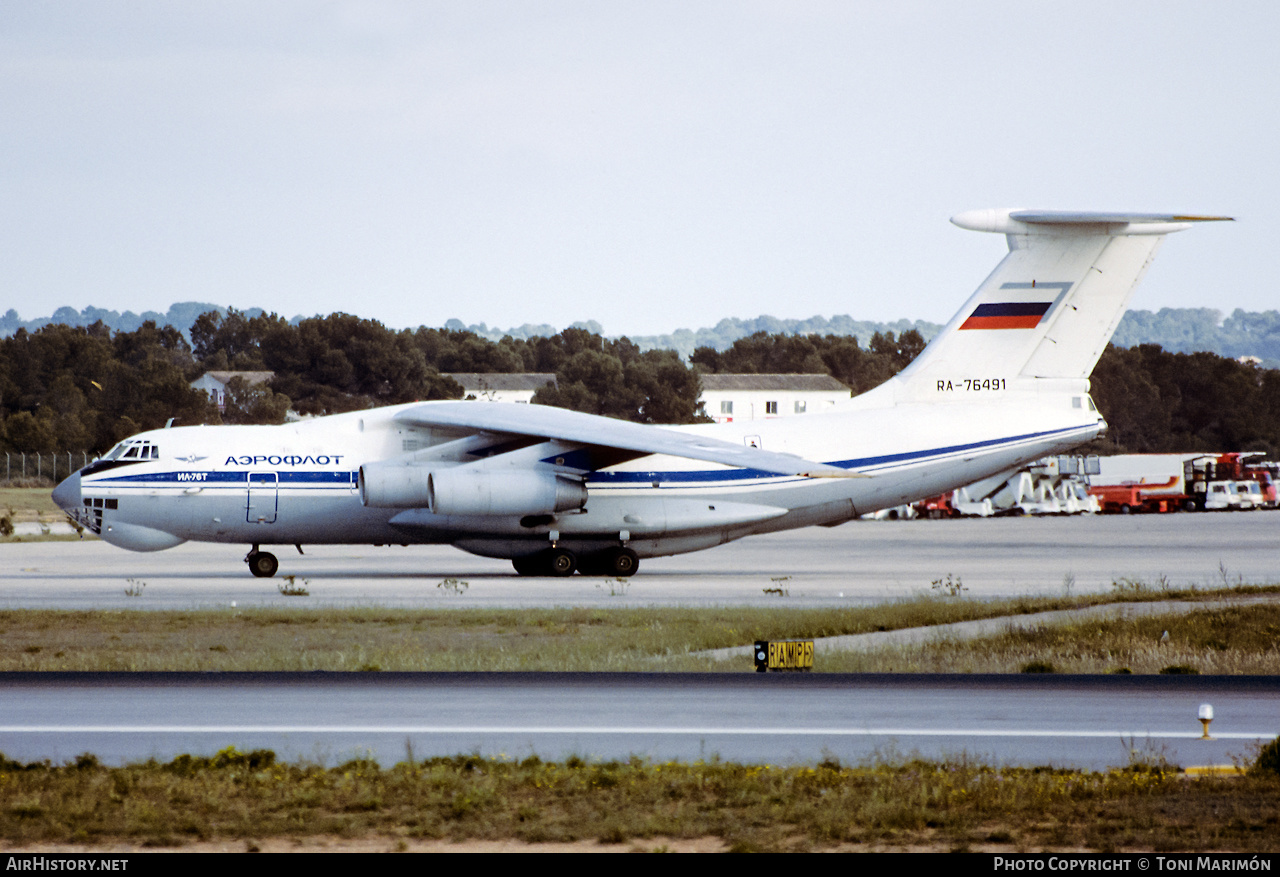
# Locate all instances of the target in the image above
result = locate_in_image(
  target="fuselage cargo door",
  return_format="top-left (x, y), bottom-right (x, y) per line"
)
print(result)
top-left (246, 471), bottom-right (279, 524)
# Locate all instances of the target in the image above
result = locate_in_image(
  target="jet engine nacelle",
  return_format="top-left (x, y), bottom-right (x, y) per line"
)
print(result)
top-left (358, 461), bottom-right (437, 508)
top-left (428, 467), bottom-right (587, 517)
top-left (359, 461), bottom-right (586, 516)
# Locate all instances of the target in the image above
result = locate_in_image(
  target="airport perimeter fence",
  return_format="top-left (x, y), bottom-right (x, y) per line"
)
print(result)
top-left (2, 452), bottom-right (93, 486)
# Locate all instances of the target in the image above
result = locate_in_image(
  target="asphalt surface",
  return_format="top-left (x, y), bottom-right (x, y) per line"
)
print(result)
top-left (3, 513), bottom-right (1278, 770)
top-left (4, 511), bottom-right (1280, 609)
top-left (0, 672), bottom-right (1274, 771)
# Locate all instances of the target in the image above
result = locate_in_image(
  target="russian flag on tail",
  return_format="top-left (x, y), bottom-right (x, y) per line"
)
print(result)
top-left (959, 301), bottom-right (1053, 330)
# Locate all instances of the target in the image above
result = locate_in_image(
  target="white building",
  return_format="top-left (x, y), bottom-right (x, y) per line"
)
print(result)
top-left (698, 374), bottom-right (852, 422)
top-left (191, 370), bottom-right (275, 412)
top-left (194, 368), bottom-right (852, 421)
top-left (443, 371), bottom-right (851, 421)
top-left (444, 373), bottom-right (558, 403)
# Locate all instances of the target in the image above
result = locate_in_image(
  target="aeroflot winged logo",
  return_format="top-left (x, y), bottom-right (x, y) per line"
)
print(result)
top-left (959, 280), bottom-right (1072, 330)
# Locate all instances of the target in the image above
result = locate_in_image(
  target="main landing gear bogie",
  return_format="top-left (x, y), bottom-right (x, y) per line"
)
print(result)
top-left (598, 547), bottom-right (638, 577)
top-left (511, 546), bottom-right (639, 578)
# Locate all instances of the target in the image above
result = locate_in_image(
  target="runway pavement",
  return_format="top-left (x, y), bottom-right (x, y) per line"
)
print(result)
top-left (3, 515), bottom-right (1279, 769)
top-left (0, 672), bottom-right (1275, 771)
top-left (2, 512), bottom-right (1278, 609)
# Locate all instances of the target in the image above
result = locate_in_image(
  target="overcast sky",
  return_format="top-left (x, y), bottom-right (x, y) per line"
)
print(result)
top-left (1, 2), bottom-right (1272, 336)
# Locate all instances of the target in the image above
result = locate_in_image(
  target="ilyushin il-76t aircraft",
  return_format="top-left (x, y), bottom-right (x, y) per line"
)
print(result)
top-left (53, 209), bottom-right (1229, 579)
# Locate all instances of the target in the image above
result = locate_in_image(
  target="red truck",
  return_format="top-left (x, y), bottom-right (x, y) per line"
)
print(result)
top-left (1088, 453), bottom-right (1277, 513)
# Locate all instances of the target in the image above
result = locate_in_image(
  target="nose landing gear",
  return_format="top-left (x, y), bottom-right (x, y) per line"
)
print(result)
top-left (245, 545), bottom-right (279, 578)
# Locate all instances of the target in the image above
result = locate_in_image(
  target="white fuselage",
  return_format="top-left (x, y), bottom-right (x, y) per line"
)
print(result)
top-left (51, 207), bottom-right (1225, 574)
top-left (58, 376), bottom-right (1103, 560)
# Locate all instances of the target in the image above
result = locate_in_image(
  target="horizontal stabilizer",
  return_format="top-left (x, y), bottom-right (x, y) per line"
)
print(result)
top-left (952, 209), bottom-right (1232, 235)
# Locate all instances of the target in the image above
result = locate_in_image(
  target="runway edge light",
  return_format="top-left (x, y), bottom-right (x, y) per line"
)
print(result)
top-left (1199, 703), bottom-right (1214, 739)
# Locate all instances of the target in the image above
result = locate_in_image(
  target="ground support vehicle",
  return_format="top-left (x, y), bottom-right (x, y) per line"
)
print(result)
top-left (911, 455), bottom-right (1097, 518)
top-left (1086, 453), bottom-right (1277, 512)
top-left (912, 488), bottom-right (995, 519)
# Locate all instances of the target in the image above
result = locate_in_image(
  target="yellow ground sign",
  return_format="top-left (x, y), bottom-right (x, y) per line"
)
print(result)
top-left (766, 640), bottom-right (813, 671)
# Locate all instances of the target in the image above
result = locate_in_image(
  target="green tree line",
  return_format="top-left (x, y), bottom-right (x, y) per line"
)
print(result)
top-left (0, 322), bottom-right (213, 454)
top-left (23, 302), bottom-right (1280, 366)
top-left (1087, 344), bottom-right (1280, 457)
top-left (3, 310), bottom-right (1278, 460)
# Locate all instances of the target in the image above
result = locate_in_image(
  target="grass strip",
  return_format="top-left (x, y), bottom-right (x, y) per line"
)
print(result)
top-left (809, 604), bottom-right (1280, 675)
top-left (1, 747), bottom-right (1278, 852)
top-left (0, 586), bottom-right (1277, 672)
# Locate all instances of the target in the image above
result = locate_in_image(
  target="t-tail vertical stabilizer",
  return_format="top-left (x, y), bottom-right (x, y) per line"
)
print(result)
top-left (887, 210), bottom-right (1232, 403)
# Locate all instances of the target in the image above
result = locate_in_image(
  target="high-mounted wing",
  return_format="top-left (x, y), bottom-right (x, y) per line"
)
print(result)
top-left (393, 401), bottom-right (858, 477)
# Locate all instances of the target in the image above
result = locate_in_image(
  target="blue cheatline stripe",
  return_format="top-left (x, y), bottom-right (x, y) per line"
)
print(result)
top-left (82, 422), bottom-right (1095, 491)
top-left (833, 423), bottom-right (1092, 469)
top-left (587, 423), bottom-right (1095, 485)
top-left (88, 471), bottom-right (356, 486)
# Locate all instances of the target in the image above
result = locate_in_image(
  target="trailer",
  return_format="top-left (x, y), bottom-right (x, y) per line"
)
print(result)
top-left (1089, 480), bottom-right (1188, 514)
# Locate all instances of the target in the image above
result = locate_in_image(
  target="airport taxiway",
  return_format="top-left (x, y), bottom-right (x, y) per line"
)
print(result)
top-left (2, 512), bottom-right (1278, 609)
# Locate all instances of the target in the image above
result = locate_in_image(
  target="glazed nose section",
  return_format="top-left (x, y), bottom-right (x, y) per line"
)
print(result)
top-left (52, 471), bottom-right (81, 513)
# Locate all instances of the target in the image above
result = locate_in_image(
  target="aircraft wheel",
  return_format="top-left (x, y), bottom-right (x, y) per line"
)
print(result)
top-left (601, 547), bottom-right (639, 577)
top-left (545, 547), bottom-right (577, 577)
top-left (247, 551), bottom-right (279, 578)
top-left (512, 556), bottom-right (541, 576)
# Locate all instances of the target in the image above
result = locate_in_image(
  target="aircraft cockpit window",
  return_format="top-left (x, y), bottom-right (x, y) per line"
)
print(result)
top-left (103, 443), bottom-right (126, 461)
top-left (117, 441), bottom-right (158, 461)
